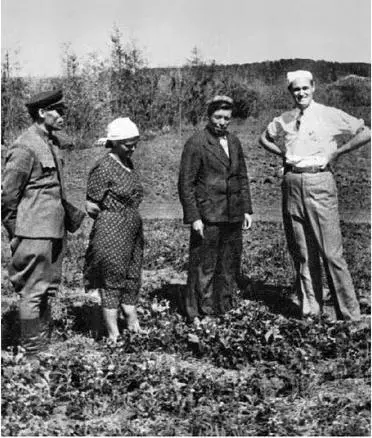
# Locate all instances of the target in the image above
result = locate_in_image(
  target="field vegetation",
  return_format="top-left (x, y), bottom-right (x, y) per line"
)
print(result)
top-left (1, 218), bottom-right (371, 436)
top-left (2, 126), bottom-right (370, 435)
top-left (1, 31), bottom-right (371, 436)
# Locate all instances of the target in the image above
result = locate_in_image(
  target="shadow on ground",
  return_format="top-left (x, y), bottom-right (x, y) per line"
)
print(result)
top-left (57, 301), bottom-right (106, 340)
top-left (149, 276), bottom-right (302, 320)
top-left (149, 283), bottom-right (187, 316)
top-left (1, 278), bottom-right (301, 350)
top-left (1, 301), bottom-right (107, 350)
top-left (238, 276), bottom-right (302, 319)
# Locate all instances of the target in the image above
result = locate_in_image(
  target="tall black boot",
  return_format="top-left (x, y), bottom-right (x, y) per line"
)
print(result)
top-left (39, 295), bottom-right (52, 342)
top-left (20, 318), bottom-right (42, 356)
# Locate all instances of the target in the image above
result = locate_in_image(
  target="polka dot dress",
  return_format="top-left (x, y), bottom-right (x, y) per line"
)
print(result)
top-left (84, 153), bottom-right (144, 305)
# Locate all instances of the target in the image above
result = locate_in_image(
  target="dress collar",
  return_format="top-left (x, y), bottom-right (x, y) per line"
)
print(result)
top-left (109, 153), bottom-right (132, 172)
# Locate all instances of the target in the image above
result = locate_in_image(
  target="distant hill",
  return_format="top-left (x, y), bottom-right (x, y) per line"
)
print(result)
top-left (325, 73), bottom-right (371, 107)
top-left (3, 58), bottom-right (370, 146)
top-left (26, 58), bottom-right (370, 86)
top-left (147, 58), bottom-right (370, 85)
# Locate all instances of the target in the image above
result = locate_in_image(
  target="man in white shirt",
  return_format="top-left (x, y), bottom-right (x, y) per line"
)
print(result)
top-left (260, 70), bottom-right (370, 321)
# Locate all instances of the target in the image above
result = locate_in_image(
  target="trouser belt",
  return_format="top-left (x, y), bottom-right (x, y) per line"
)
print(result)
top-left (284, 164), bottom-right (331, 174)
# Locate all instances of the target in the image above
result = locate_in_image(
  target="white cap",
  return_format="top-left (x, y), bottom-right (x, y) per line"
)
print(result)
top-left (287, 70), bottom-right (313, 85)
top-left (106, 117), bottom-right (139, 141)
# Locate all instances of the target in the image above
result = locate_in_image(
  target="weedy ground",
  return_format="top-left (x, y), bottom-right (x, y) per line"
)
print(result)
top-left (1, 119), bottom-right (370, 436)
top-left (1, 219), bottom-right (370, 436)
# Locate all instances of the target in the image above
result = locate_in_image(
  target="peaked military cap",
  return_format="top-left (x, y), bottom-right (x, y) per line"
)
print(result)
top-left (25, 89), bottom-right (66, 110)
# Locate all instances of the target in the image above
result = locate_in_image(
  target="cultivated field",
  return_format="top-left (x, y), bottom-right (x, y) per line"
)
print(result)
top-left (1, 115), bottom-right (371, 436)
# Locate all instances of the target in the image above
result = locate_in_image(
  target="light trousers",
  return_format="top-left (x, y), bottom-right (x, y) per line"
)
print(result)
top-left (282, 171), bottom-right (360, 321)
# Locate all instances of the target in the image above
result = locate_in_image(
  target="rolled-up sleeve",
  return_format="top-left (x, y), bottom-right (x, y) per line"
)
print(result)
top-left (328, 108), bottom-right (365, 136)
top-left (1, 147), bottom-right (33, 238)
top-left (267, 117), bottom-right (283, 141)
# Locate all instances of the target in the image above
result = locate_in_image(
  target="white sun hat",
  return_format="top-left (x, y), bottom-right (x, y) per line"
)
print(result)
top-left (106, 117), bottom-right (139, 141)
top-left (286, 70), bottom-right (313, 85)
top-left (96, 117), bottom-right (140, 147)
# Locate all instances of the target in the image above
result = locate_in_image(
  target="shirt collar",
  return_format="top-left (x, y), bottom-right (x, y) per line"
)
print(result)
top-left (297, 99), bottom-right (316, 116)
top-left (32, 123), bottom-right (53, 142)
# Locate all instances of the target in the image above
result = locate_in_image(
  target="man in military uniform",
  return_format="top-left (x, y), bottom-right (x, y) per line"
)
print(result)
top-left (2, 89), bottom-right (85, 354)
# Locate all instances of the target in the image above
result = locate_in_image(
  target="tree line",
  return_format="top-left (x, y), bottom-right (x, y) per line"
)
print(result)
top-left (2, 28), bottom-right (370, 148)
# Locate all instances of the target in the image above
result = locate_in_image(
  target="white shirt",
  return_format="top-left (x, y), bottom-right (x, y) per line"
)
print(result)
top-left (267, 101), bottom-right (364, 167)
top-left (219, 136), bottom-right (229, 158)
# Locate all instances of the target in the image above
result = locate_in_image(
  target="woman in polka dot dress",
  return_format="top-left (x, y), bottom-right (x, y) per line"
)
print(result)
top-left (84, 118), bottom-right (144, 341)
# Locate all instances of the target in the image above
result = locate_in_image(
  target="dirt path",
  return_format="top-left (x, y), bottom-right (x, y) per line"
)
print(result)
top-left (140, 203), bottom-right (371, 224)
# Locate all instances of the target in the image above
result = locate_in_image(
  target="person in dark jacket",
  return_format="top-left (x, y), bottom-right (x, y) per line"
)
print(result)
top-left (1, 90), bottom-right (85, 355)
top-left (178, 95), bottom-right (253, 321)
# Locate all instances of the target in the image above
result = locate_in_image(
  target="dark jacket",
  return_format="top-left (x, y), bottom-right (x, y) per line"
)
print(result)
top-left (1, 124), bottom-right (84, 238)
top-left (178, 127), bottom-right (253, 224)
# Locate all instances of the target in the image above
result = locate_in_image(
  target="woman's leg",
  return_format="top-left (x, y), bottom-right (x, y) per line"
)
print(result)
top-left (102, 308), bottom-right (120, 341)
top-left (120, 303), bottom-right (141, 332)
top-left (120, 225), bottom-right (144, 332)
top-left (100, 288), bottom-right (121, 341)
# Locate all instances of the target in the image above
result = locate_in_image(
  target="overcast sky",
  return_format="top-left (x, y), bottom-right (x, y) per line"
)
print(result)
top-left (1, 0), bottom-right (371, 77)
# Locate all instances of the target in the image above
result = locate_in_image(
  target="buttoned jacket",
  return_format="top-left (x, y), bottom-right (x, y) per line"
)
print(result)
top-left (2, 124), bottom-right (66, 238)
top-left (178, 127), bottom-right (253, 224)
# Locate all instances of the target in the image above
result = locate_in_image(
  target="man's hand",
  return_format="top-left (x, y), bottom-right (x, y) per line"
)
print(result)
top-left (85, 200), bottom-right (101, 219)
top-left (242, 213), bottom-right (252, 230)
top-left (192, 219), bottom-right (204, 238)
top-left (322, 126), bottom-right (371, 170)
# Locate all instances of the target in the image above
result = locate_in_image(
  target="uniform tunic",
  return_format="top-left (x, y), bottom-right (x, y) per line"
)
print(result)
top-left (84, 153), bottom-right (144, 306)
top-left (1, 124), bottom-right (66, 322)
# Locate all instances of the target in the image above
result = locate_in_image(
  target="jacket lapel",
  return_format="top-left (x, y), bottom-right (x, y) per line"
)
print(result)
top-left (204, 128), bottom-right (231, 168)
top-left (227, 133), bottom-right (238, 168)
